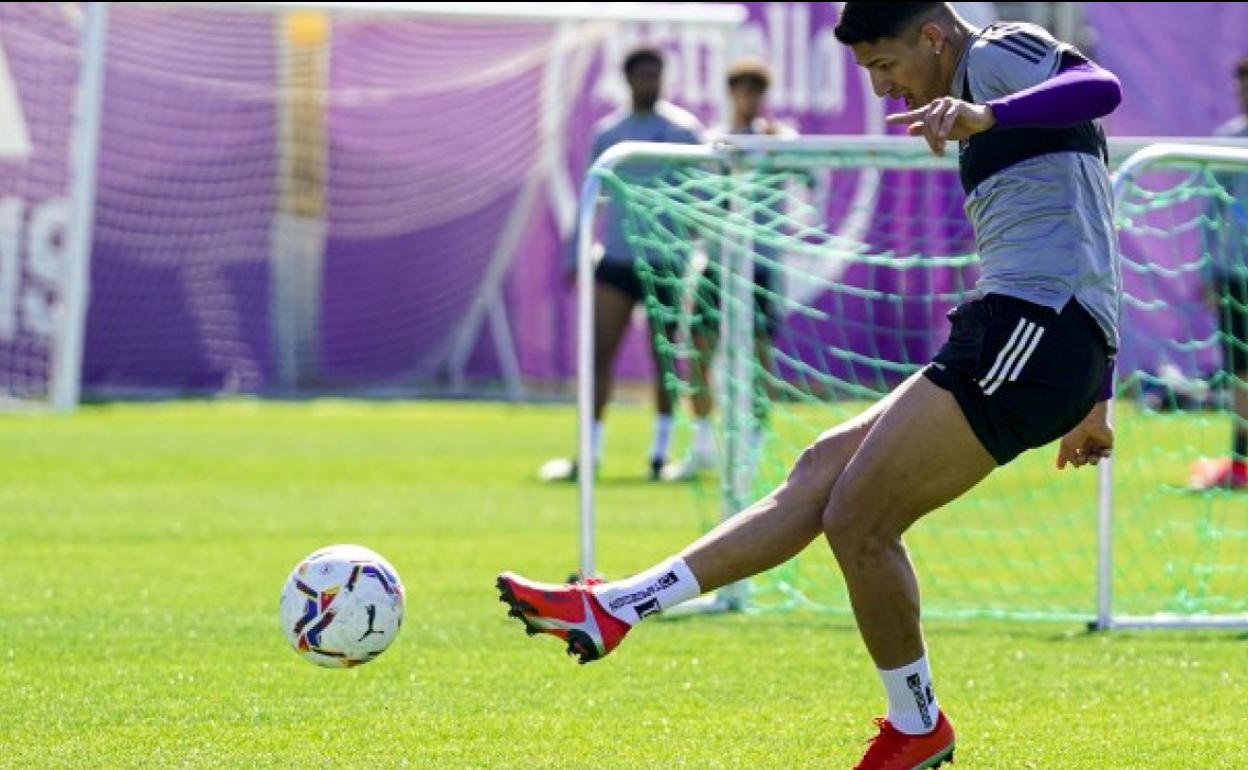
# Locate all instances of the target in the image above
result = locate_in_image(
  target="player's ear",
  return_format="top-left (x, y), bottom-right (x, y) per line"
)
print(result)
top-left (917, 22), bottom-right (946, 56)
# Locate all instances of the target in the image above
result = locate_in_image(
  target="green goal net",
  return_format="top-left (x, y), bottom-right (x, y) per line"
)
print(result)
top-left (586, 138), bottom-right (1248, 626)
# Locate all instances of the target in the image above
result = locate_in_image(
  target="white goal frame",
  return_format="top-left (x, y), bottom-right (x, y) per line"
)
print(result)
top-left (1094, 142), bottom-right (1248, 631)
top-left (576, 135), bottom-right (1248, 628)
top-left (2, 2), bottom-right (108, 411)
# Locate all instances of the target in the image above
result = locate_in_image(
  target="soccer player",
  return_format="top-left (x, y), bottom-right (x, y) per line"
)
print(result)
top-left (539, 45), bottom-right (704, 483)
top-left (1189, 55), bottom-right (1248, 491)
top-left (663, 57), bottom-right (796, 482)
top-left (502, 5), bottom-right (1122, 768)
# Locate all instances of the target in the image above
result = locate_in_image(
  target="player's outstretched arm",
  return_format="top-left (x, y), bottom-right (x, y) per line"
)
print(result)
top-left (887, 58), bottom-right (1122, 157)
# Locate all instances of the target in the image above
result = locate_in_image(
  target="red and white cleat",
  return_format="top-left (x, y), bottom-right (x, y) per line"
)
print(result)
top-left (854, 712), bottom-right (956, 770)
top-left (495, 572), bottom-right (631, 664)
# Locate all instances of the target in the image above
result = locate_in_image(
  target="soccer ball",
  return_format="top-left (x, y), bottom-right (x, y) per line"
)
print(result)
top-left (279, 544), bottom-right (405, 668)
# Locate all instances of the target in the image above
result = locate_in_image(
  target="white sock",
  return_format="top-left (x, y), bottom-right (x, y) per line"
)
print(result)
top-left (879, 654), bottom-right (940, 735)
top-left (651, 415), bottom-right (673, 462)
top-left (592, 421), bottom-right (605, 464)
top-left (591, 556), bottom-right (701, 625)
top-left (693, 418), bottom-right (715, 459)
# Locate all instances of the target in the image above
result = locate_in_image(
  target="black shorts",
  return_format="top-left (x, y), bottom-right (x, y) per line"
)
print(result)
top-left (1214, 276), bottom-right (1248, 374)
top-left (692, 261), bottom-right (781, 337)
top-left (595, 257), bottom-right (678, 311)
top-left (924, 294), bottom-right (1112, 465)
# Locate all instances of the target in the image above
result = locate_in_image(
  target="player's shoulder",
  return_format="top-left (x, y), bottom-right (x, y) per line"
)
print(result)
top-left (709, 118), bottom-right (798, 139)
top-left (970, 21), bottom-right (1062, 68)
top-left (655, 101), bottom-right (704, 134)
top-left (770, 119), bottom-right (800, 139)
top-left (592, 107), bottom-right (633, 139)
top-left (1214, 114), bottom-right (1248, 138)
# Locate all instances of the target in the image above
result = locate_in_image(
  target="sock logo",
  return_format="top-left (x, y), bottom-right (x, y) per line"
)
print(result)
top-left (906, 674), bottom-right (934, 729)
top-left (633, 598), bottom-right (661, 621)
top-left (608, 572), bottom-right (681, 612)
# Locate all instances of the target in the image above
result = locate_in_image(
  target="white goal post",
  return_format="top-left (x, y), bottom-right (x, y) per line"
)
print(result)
top-left (576, 135), bottom-right (1248, 628)
top-left (0, 3), bottom-right (106, 411)
top-left (1095, 142), bottom-right (1248, 631)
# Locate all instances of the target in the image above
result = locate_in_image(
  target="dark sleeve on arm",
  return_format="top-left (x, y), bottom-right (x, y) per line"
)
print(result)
top-left (1099, 358), bottom-right (1115, 401)
top-left (987, 57), bottom-right (1122, 130)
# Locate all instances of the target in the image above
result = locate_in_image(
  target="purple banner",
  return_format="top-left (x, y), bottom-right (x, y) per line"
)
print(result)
top-left (3, 3), bottom-right (1238, 395)
top-left (85, 6), bottom-right (277, 393)
top-left (1089, 2), bottom-right (1248, 377)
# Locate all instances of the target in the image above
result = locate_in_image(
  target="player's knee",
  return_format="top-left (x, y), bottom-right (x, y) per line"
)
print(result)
top-left (822, 488), bottom-right (891, 564)
top-left (786, 432), bottom-right (846, 499)
top-left (806, 426), bottom-right (850, 466)
top-left (786, 442), bottom-right (821, 485)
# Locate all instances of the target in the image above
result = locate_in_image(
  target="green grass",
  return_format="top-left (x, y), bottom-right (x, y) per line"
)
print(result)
top-left (0, 400), bottom-right (1244, 768)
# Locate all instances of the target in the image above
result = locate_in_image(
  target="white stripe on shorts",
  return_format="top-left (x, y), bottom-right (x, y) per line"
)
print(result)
top-left (978, 318), bottom-right (1031, 393)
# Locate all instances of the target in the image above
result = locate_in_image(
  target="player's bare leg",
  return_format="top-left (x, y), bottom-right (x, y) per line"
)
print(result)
top-left (663, 329), bottom-right (774, 483)
top-left (502, 372), bottom-right (907, 660)
top-left (798, 374), bottom-right (989, 768)
top-left (538, 281), bottom-right (633, 482)
top-left (688, 328), bottom-right (715, 421)
top-left (676, 374), bottom-right (905, 587)
top-left (592, 281), bottom-right (636, 422)
top-left (823, 376), bottom-right (993, 669)
top-left (646, 318), bottom-right (680, 478)
top-left (661, 328), bottom-right (717, 481)
top-left (823, 375), bottom-right (993, 667)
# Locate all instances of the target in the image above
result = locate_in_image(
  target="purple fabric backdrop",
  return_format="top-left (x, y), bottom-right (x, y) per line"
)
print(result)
top-left (0, 5), bottom-right (78, 399)
top-left (85, 6), bottom-right (277, 393)
top-left (319, 19), bottom-right (548, 385)
top-left (50, 3), bottom-right (1248, 394)
top-left (1087, 3), bottom-right (1248, 377)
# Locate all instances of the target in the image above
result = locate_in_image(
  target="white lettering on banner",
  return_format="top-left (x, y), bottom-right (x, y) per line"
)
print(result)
top-left (0, 196), bottom-right (70, 342)
top-left (791, 2), bottom-right (810, 113)
top-left (0, 197), bottom-right (20, 340)
top-left (812, 27), bottom-right (846, 114)
top-left (0, 38), bottom-right (32, 160)
top-left (24, 198), bottom-right (69, 338)
top-left (593, 3), bottom-right (853, 117)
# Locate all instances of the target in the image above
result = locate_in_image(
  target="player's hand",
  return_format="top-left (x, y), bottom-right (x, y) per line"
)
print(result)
top-left (1056, 400), bottom-right (1113, 470)
top-left (885, 98), bottom-right (996, 156)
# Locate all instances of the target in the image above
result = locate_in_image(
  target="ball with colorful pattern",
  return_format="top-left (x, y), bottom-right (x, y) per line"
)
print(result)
top-left (279, 544), bottom-right (405, 668)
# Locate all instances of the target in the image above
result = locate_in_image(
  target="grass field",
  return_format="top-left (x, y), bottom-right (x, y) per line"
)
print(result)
top-left (1, 400), bottom-right (1245, 768)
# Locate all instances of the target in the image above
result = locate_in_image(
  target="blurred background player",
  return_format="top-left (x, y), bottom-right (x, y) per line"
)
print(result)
top-left (540, 46), bottom-right (704, 482)
top-left (1190, 54), bottom-right (1248, 491)
top-left (663, 57), bottom-right (797, 482)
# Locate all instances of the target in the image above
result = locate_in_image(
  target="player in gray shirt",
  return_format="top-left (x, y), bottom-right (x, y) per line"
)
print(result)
top-left (499, 6), bottom-right (1121, 768)
top-left (665, 56), bottom-right (797, 481)
top-left (539, 46), bottom-right (703, 483)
